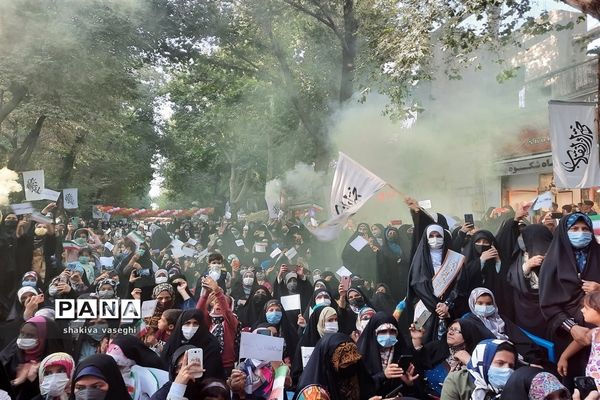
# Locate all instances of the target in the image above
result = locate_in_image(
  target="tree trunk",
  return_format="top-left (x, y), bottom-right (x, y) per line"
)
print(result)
top-left (560, 0), bottom-right (600, 20)
top-left (340, 0), bottom-right (358, 103)
top-left (7, 115), bottom-right (46, 171)
top-left (58, 129), bottom-right (86, 188)
top-left (0, 83), bottom-right (27, 126)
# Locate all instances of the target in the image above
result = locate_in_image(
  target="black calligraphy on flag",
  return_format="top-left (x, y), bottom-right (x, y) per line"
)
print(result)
top-left (562, 121), bottom-right (594, 172)
top-left (65, 193), bottom-right (75, 206)
top-left (334, 186), bottom-right (362, 215)
top-left (26, 177), bottom-right (42, 195)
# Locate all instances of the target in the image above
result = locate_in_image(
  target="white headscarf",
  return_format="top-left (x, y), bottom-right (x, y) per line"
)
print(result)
top-left (426, 225), bottom-right (444, 269)
top-left (468, 287), bottom-right (507, 340)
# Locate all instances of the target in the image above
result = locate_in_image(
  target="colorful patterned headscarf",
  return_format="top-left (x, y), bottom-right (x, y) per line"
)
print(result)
top-left (528, 372), bottom-right (569, 400)
top-left (296, 384), bottom-right (331, 400)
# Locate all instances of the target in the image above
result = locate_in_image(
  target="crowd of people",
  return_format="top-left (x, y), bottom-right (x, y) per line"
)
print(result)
top-left (0, 196), bottom-right (599, 400)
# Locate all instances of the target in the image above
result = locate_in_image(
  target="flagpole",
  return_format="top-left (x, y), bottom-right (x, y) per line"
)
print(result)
top-left (386, 183), bottom-right (406, 197)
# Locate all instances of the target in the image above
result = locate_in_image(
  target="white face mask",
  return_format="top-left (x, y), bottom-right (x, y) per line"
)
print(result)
top-left (182, 326), bottom-right (199, 340)
top-left (428, 237), bottom-right (444, 249)
top-left (243, 277), bottom-right (254, 286)
top-left (17, 338), bottom-right (38, 350)
top-left (324, 321), bottom-right (339, 333)
top-left (40, 372), bottom-right (70, 397)
top-left (155, 276), bottom-right (168, 284)
top-left (315, 297), bottom-right (331, 307)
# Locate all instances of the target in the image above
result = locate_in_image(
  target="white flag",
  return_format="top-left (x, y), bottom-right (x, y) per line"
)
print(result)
top-left (532, 191), bottom-right (554, 211)
top-left (63, 188), bottom-right (78, 209)
top-left (549, 101), bottom-right (600, 189)
top-left (330, 152), bottom-right (386, 217)
top-left (265, 179), bottom-right (282, 219)
top-left (22, 170), bottom-right (45, 201)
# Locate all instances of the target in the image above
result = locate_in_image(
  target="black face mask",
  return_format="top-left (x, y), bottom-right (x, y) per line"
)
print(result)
top-left (337, 363), bottom-right (359, 379)
top-left (4, 220), bottom-right (17, 228)
top-left (474, 244), bottom-right (491, 255)
top-left (254, 294), bottom-right (267, 304)
top-left (349, 298), bottom-right (365, 308)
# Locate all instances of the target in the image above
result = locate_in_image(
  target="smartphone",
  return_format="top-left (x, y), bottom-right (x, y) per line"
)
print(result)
top-left (551, 212), bottom-right (563, 219)
top-left (341, 275), bottom-right (351, 291)
top-left (464, 214), bottom-right (474, 226)
top-left (186, 348), bottom-right (204, 379)
top-left (385, 383), bottom-right (404, 399)
top-left (255, 328), bottom-right (272, 336)
top-left (574, 376), bottom-right (596, 399)
top-left (398, 354), bottom-right (413, 371)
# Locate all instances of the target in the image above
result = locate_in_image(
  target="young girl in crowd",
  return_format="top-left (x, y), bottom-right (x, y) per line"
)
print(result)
top-left (558, 290), bottom-right (600, 389)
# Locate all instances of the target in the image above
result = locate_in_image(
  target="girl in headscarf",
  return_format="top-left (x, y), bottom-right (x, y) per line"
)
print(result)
top-left (73, 318), bottom-right (115, 363)
top-left (254, 300), bottom-right (299, 363)
top-left (409, 318), bottom-right (489, 397)
top-left (539, 212), bottom-right (600, 379)
top-left (0, 316), bottom-right (64, 400)
top-left (505, 224), bottom-right (553, 337)
top-left (341, 223), bottom-right (377, 284)
top-left (298, 285), bottom-right (341, 329)
top-left (456, 230), bottom-right (503, 318)
top-left (292, 306), bottom-right (340, 383)
top-left (499, 367), bottom-right (569, 400)
top-left (159, 309), bottom-right (225, 380)
top-left (463, 288), bottom-right (547, 366)
top-left (69, 354), bottom-right (130, 400)
top-left (441, 339), bottom-right (518, 400)
top-left (33, 352), bottom-right (74, 400)
top-left (106, 335), bottom-right (169, 400)
top-left (407, 224), bottom-right (464, 343)
top-left (238, 285), bottom-right (272, 328)
top-left (230, 270), bottom-right (258, 310)
top-left (297, 333), bottom-right (375, 400)
top-left (356, 312), bottom-right (417, 397)
top-left (196, 275), bottom-right (239, 375)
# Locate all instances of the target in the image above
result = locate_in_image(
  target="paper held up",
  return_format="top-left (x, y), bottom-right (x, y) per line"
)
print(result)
top-left (41, 188), bottom-right (61, 201)
top-left (280, 294), bottom-right (301, 311)
top-left (270, 248), bottom-right (282, 259)
top-left (336, 266), bottom-right (353, 278)
top-left (301, 347), bottom-right (315, 368)
top-left (141, 300), bottom-right (158, 319)
top-left (239, 332), bottom-right (284, 362)
top-left (349, 235), bottom-right (368, 252)
top-left (31, 211), bottom-right (53, 224)
top-left (235, 239), bottom-right (245, 247)
top-left (11, 202), bottom-right (34, 215)
top-left (418, 200), bottom-right (432, 209)
top-left (284, 247), bottom-right (297, 261)
top-left (104, 242), bottom-right (115, 252)
top-left (63, 188), bottom-right (78, 209)
top-left (99, 257), bottom-right (114, 267)
top-left (170, 239), bottom-right (184, 248)
top-left (22, 170), bottom-right (45, 201)
top-left (186, 238), bottom-right (198, 246)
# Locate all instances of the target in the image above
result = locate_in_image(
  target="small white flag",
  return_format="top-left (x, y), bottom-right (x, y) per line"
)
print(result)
top-left (22, 170), bottom-right (44, 201)
top-left (41, 188), bottom-right (61, 201)
top-left (532, 191), bottom-right (554, 211)
top-left (11, 202), bottom-right (34, 215)
top-left (63, 188), bottom-right (78, 209)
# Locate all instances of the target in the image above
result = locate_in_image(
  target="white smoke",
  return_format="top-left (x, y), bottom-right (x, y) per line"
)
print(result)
top-left (0, 167), bottom-right (23, 206)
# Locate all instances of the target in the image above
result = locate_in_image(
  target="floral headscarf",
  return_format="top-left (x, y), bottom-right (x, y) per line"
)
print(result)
top-left (528, 372), bottom-right (569, 400)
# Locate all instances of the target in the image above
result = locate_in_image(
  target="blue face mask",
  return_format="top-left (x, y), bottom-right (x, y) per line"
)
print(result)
top-left (266, 311), bottom-right (282, 324)
top-left (487, 366), bottom-right (513, 389)
top-left (568, 231), bottom-right (593, 249)
top-left (377, 334), bottom-right (398, 348)
top-left (474, 304), bottom-right (496, 317)
top-left (79, 256), bottom-right (90, 264)
top-left (22, 281), bottom-right (36, 288)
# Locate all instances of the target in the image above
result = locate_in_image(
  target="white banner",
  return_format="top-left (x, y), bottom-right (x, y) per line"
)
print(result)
top-left (330, 152), bottom-right (386, 217)
top-left (63, 188), bottom-right (78, 209)
top-left (549, 101), bottom-right (600, 189)
top-left (303, 212), bottom-right (349, 242)
top-left (22, 170), bottom-right (44, 201)
top-left (41, 188), bottom-right (61, 201)
top-left (265, 179), bottom-right (282, 219)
